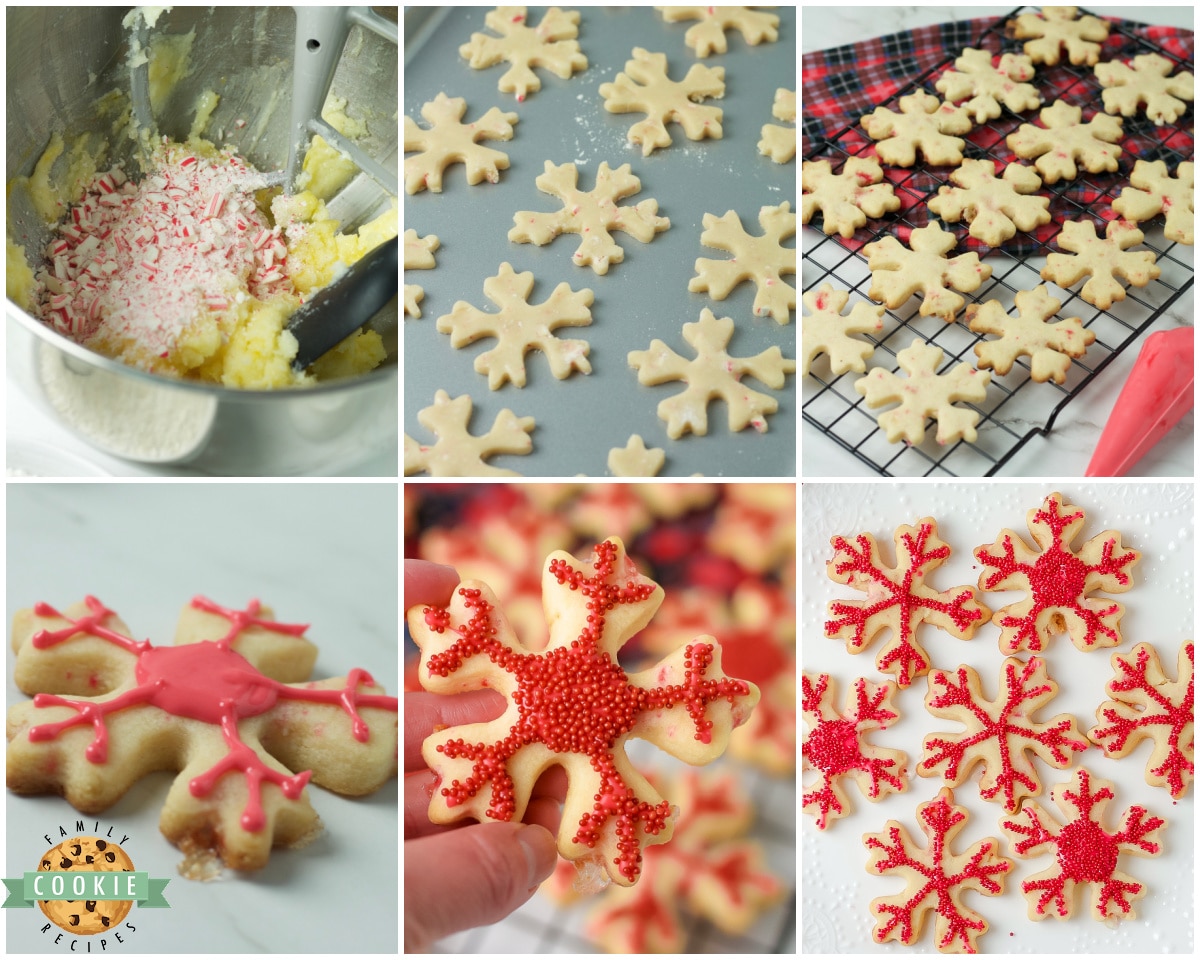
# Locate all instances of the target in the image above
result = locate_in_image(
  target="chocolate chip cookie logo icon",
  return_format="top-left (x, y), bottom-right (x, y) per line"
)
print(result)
top-left (3, 831), bottom-right (170, 943)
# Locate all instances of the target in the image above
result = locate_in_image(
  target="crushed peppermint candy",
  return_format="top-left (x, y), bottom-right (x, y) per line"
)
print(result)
top-left (32, 140), bottom-right (293, 357)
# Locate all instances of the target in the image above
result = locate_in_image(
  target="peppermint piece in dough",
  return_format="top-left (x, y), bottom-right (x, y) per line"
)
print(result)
top-left (801, 283), bottom-right (883, 378)
top-left (1111, 160), bottom-right (1194, 246)
top-left (436, 263), bottom-right (593, 390)
top-left (1040, 219), bottom-right (1160, 311)
top-left (608, 434), bottom-right (665, 477)
top-left (403, 230), bottom-right (439, 319)
top-left (758, 88), bottom-right (796, 163)
top-left (935, 47), bottom-right (1041, 122)
top-left (403, 93), bottom-right (518, 195)
top-left (967, 285), bottom-right (1094, 384)
top-left (1006, 100), bottom-right (1123, 185)
top-left (855, 340), bottom-right (991, 446)
top-left (459, 6), bottom-right (588, 101)
top-left (656, 6), bottom-right (780, 58)
top-left (689, 202), bottom-right (796, 325)
top-left (599, 47), bottom-right (725, 157)
top-left (509, 160), bottom-right (670, 275)
top-left (404, 390), bottom-right (534, 477)
top-left (627, 308), bottom-right (796, 439)
top-left (1095, 53), bottom-right (1195, 126)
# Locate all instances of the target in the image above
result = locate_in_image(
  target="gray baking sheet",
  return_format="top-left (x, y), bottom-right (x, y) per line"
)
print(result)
top-left (403, 5), bottom-right (796, 477)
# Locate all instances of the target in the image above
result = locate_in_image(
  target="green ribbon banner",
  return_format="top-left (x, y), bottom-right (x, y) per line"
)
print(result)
top-left (4, 872), bottom-right (170, 908)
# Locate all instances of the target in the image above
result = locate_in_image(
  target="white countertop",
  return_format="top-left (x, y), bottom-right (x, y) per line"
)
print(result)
top-left (801, 7), bottom-right (1195, 477)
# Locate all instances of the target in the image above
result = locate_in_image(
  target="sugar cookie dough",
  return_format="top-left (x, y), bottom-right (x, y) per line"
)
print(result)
top-left (403, 229), bottom-right (439, 318)
top-left (689, 202), bottom-right (796, 324)
top-left (607, 434), bottom-right (665, 477)
top-left (404, 389), bottom-right (535, 476)
top-left (404, 92), bottom-right (518, 194)
top-left (656, 6), bottom-right (780, 58)
top-left (459, 6), bottom-right (588, 101)
top-left (758, 88), bottom-right (796, 163)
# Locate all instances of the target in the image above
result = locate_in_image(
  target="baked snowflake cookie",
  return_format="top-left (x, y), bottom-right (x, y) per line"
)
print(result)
top-left (860, 91), bottom-right (974, 167)
top-left (864, 222), bottom-right (992, 323)
top-left (1010, 6), bottom-right (1111, 67)
top-left (825, 517), bottom-right (989, 688)
top-left (918, 656), bottom-right (1088, 813)
top-left (801, 282), bottom-right (883, 378)
top-left (1040, 219), bottom-right (1160, 310)
top-left (408, 537), bottom-right (759, 885)
top-left (459, 6), bottom-right (588, 101)
top-left (927, 159), bottom-right (1051, 247)
top-left (974, 492), bottom-right (1141, 655)
top-left (1111, 159), bottom-right (1194, 245)
top-left (1088, 640), bottom-right (1194, 799)
top-left (863, 787), bottom-right (1012, 953)
top-left (802, 673), bottom-right (908, 829)
top-left (967, 285), bottom-right (1094, 384)
top-left (935, 47), bottom-right (1041, 122)
top-left (1006, 100), bottom-right (1123, 185)
top-left (7, 597), bottom-right (398, 875)
top-left (1000, 768), bottom-right (1165, 922)
top-left (404, 93), bottom-right (518, 194)
top-left (1095, 52), bottom-right (1194, 126)
top-left (802, 157), bottom-right (900, 240)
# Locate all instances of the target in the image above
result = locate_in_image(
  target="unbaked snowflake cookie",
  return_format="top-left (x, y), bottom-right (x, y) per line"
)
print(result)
top-left (403, 229), bottom-right (439, 318)
top-left (974, 492), bottom-right (1141, 655)
top-left (864, 787), bottom-right (1012, 953)
top-left (404, 390), bottom-right (534, 477)
top-left (802, 673), bottom-right (908, 829)
top-left (599, 47), bottom-right (725, 156)
top-left (1095, 52), bottom-right (1194, 125)
top-left (1110, 159), bottom-right (1194, 245)
top-left (404, 93), bottom-right (518, 194)
top-left (607, 434), bottom-right (665, 477)
top-left (927, 159), bottom-right (1051, 246)
top-left (1006, 101), bottom-right (1123, 185)
top-left (918, 656), bottom-right (1088, 813)
top-left (459, 6), bottom-right (588, 101)
top-left (1010, 6), bottom-right (1111, 67)
top-left (655, 6), bottom-right (780, 57)
top-left (436, 263), bottom-right (593, 389)
top-left (1000, 768), bottom-right (1165, 922)
top-left (408, 536), bottom-right (760, 885)
top-left (1088, 641), bottom-right (1194, 799)
top-left (509, 160), bottom-right (670, 274)
top-left (801, 282), bottom-right (883, 377)
top-left (825, 517), bottom-right (989, 688)
top-left (689, 202), bottom-right (796, 324)
top-left (758, 88), bottom-right (796, 163)
top-left (860, 91), bottom-right (974, 167)
top-left (1041, 219), bottom-right (1160, 310)
top-left (802, 157), bottom-right (900, 239)
top-left (864, 222), bottom-right (992, 323)
top-left (855, 340), bottom-right (992, 446)
top-left (935, 47), bottom-right (1042, 122)
top-left (967, 285), bottom-right (1094, 384)
top-left (627, 308), bottom-right (796, 438)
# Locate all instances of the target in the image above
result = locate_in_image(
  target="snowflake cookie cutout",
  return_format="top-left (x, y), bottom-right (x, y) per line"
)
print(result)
top-left (801, 282), bottom-right (883, 378)
top-left (1095, 53), bottom-right (1194, 126)
top-left (864, 787), bottom-right (1012, 954)
top-left (1088, 641), bottom-right (1194, 799)
top-left (967, 285), bottom-right (1094, 385)
top-left (918, 656), bottom-right (1088, 813)
top-left (1111, 160), bottom-right (1194, 245)
top-left (607, 434), bottom-right (665, 477)
top-left (802, 673), bottom-right (908, 829)
top-left (860, 91), bottom-right (975, 167)
top-left (404, 93), bottom-right (518, 194)
top-left (802, 157), bottom-right (901, 239)
top-left (404, 390), bottom-right (534, 477)
top-left (1010, 6), bottom-right (1110, 67)
top-left (855, 340), bottom-right (992, 446)
top-left (509, 160), bottom-right (670, 274)
top-left (436, 263), bottom-right (593, 389)
top-left (934, 47), bottom-right (1042, 122)
top-left (655, 6), bottom-right (780, 58)
top-left (927, 159), bottom-right (1051, 247)
top-left (974, 492), bottom-right (1141, 654)
top-left (599, 47), bottom-right (725, 156)
top-left (689, 202), bottom-right (796, 324)
top-left (825, 517), bottom-right (990, 688)
top-left (758, 88), bottom-right (796, 163)
top-left (1006, 101), bottom-right (1123, 185)
top-left (864, 222), bottom-right (992, 323)
top-left (6, 596), bottom-right (397, 873)
top-left (627, 308), bottom-right (797, 438)
top-left (1000, 767), bottom-right (1165, 921)
top-left (407, 537), bottom-right (760, 885)
top-left (459, 6), bottom-right (588, 101)
top-left (403, 229), bottom-right (439, 318)
top-left (1041, 219), bottom-right (1161, 310)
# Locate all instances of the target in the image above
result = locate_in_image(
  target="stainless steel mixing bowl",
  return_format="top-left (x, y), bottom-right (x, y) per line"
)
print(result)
top-left (5, 6), bottom-right (398, 476)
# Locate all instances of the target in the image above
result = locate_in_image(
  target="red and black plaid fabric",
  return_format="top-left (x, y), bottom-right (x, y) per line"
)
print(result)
top-left (802, 11), bottom-right (1195, 256)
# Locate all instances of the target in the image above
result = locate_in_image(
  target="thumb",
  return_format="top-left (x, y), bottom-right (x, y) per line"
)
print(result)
top-left (404, 822), bottom-right (557, 951)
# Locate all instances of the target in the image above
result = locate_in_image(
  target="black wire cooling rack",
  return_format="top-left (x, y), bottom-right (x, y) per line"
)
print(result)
top-left (802, 7), bottom-right (1195, 477)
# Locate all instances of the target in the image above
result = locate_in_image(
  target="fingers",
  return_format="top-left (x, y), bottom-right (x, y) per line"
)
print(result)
top-left (403, 822), bottom-right (557, 952)
top-left (404, 559), bottom-right (460, 609)
top-left (404, 690), bottom-right (506, 772)
top-left (405, 769), bottom-right (566, 839)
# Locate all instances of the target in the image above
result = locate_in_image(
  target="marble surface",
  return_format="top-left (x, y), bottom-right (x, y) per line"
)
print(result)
top-left (5, 483), bottom-right (398, 954)
top-left (801, 6), bottom-right (1195, 477)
